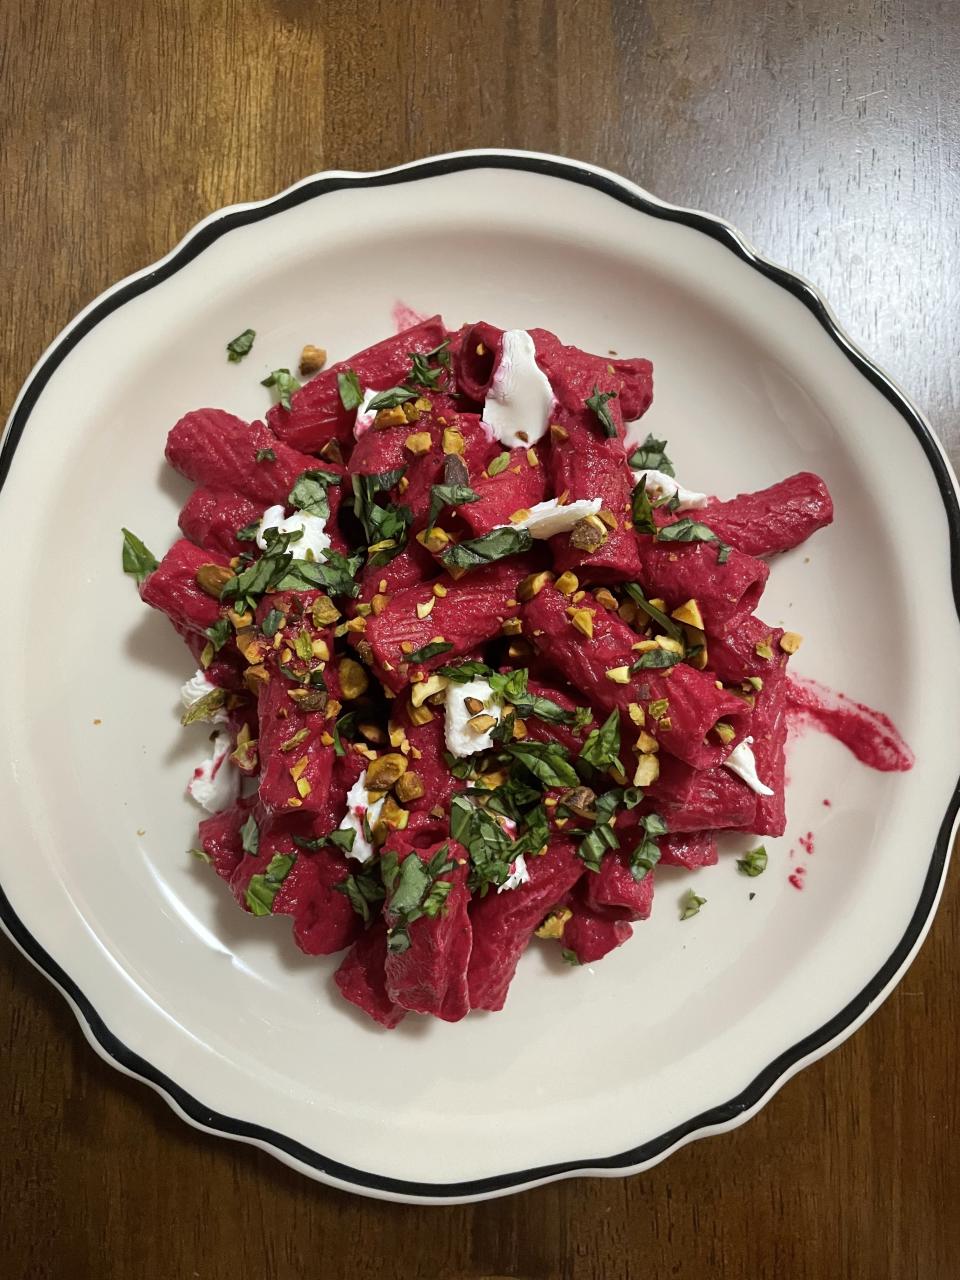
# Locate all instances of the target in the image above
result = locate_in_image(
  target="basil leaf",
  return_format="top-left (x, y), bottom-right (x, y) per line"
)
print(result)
top-left (384, 843), bottom-right (455, 950)
top-left (236, 520), bottom-right (260, 542)
top-left (503, 740), bottom-right (579, 788)
top-left (680, 890), bottom-right (706, 920)
top-left (487, 451), bottom-right (511, 477)
top-left (226, 328), bottom-right (256, 363)
top-left (437, 660), bottom-right (495, 683)
top-left (405, 639), bottom-right (453, 665)
top-left (441, 525), bottom-right (533, 570)
top-left (261, 608), bottom-right (284, 637)
top-left (334, 868), bottom-right (386, 923)
top-left (632, 648), bottom-right (683, 671)
top-left (627, 433), bottom-right (675, 476)
top-left (630, 815), bottom-right (666, 882)
top-left (337, 369), bottom-right (364, 412)
top-left (365, 386), bottom-right (418, 413)
top-left (450, 796), bottom-right (518, 893)
top-left (736, 845), bottom-right (768, 877)
top-left (289, 468), bottom-right (339, 519)
top-left (427, 482), bottom-right (480, 530)
top-left (655, 518), bottom-right (720, 545)
top-left (717, 543), bottom-right (732, 565)
top-left (205, 617), bottom-right (232, 653)
top-left (261, 368), bottom-right (301, 411)
top-left (255, 448), bottom-right (276, 463)
top-left (240, 815), bottom-right (260, 856)
top-left (274, 548), bottom-right (364, 598)
top-left (351, 469), bottom-right (409, 554)
top-left (245, 853), bottom-right (295, 916)
top-left (630, 478), bottom-right (657, 534)
top-left (579, 710), bottom-right (621, 770)
top-left (561, 948), bottom-right (581, 966)
top-left (408, 340), bottom-right (451, 389)
top-left (121, 528), bottom-right (159, 584)
top-left (622, 583), bottom-right (684, 642)
top-left (328, 827), bottom-right (357, 854)
top-left (586, 385), bottom-right (618, 438)
top-left (332, 710), bottom-right (357, 756)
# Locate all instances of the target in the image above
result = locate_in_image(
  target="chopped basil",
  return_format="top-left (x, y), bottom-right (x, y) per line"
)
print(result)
top-left (503, 740), bottom-right (579, 788)
top-left (717, 543), bottom-right (732, 565)
top-left (240, 815), bottom-right (260, 856)
top-left (630, 813), bottom-right (667, 881)
top-left (736, 845), bottom-right (768, 877)
top-left (427, 482), bottom-right (480, 529)
top-left (630, 477), bottom-right (658, 534)
top-left (655, 518), bottom-right (719, 545)
top-left (365, 386), bottom-right (418, 413)
top-left (579, 709), bottom-right (621, 770)
top-left (383, 843), bottom-right (456, 952)
top-left (236, 520), bottom-right (261, 542)
top-left (680, 890), bottom-right (706, 920)
top-left (245, 853), bottom-right (295, 916)
top-left (586, 385), bottom-right (619, 438)
top-left (222, 530), bottom-right (361, 612)
top-left (327, 827), bottom-right (357, 855)
top-left (408, 340), bottom-right (451, 390)
top-left (622, 583), bottom-right (684, 642)
top-left (486, 451), bottom-right (511, 477)
top-left (261, 368), bottom-right (301, 411)
top-left (450, 795), bottom-right (518, 893)
top-left (561, 948), bottom-right (581, 966)
top-left (352, 469), bottom-right (411, 564)
top-left (289, 468), bottom-right (340, 519)
top-left (627, 433), bottom-right (675, 476)
top-left (261, 608), bottom-right (284, 637)
top-left (404, 639), bottom-right (454, 665)
top-left (437, 660), bottom-right (495, 683)
top-left (255, 447), bottom-right (276, 463)
top-left (490, 709), bottom-right (517, 745)
top-left (120, 528), bottom-right (159, 584)
top-left (190, 846), bottom-right (212, 864)
top-left (226, 328), bottom-right (256, 363)
top-left (441, 525), bottom-right (533, 570)
top-left (337, 369), bottom-right (364, 412)
top-left (487, 668), bottom-right (584, 728)
top-left (332, 710), bottom-right (357, 756)
top-left (632, 648), bottom-right (683, 671)
top-left (205, 617), bottom-right (232, 653)
top-left (334, 867), bottom-right (386, 922)
top-left (180, 686), bottom-right (227, 726)
top-left (577, 816), bottom-right (619, 872)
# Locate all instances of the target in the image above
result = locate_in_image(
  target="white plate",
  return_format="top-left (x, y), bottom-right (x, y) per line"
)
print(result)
top-left (2, 151), bottom-right (958, 1204)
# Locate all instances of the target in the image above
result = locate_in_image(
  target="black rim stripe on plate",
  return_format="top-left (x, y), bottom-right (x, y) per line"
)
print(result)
top-left (1, 153), bottom-right (958, 1200)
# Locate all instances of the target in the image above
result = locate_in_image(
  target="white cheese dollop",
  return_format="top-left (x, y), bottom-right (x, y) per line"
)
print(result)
top-left (498, 497), bottom-right (602, 540)
top-left (187, 730), bottom-right (238, 813)
top-left (352, 387), bottom-right (379, 438)
top-left (257, 505), bottom-right (331, 562)
top-left (723, 736), bottom-right (774, 797)
top-left (481, 329), bottom-right (555, 447)
top-left (498, 852), bottom-right (530, 894)
top-left (180, 668), bottom-right (229, 724)
top-left (445, 678), bottom-right (502, 756)
top-left (633, 468), bottom-right (708, 511)
top-left (339, 770), bottom-right (386, 864)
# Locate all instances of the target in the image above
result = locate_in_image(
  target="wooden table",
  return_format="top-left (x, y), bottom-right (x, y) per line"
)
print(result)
top-left (3, 2), bottom-right (957, 1276)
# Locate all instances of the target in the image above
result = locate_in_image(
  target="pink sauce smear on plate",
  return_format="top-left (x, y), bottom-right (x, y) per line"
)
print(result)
top-left (786, 675), bottom-right (914, 773)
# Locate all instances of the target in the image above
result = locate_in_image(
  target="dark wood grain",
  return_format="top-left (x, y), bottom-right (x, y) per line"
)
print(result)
top-left (2, 1), bottom-right (958, 1277)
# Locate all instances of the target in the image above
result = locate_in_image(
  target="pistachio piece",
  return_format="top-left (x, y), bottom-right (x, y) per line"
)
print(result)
top-left (671, 598), bottom-right (704, 630)
top-left (195, 563), bottom-right (235, 597)
top-left (518, 570), bottom-right (554, 601)
top-left (298, 344), bottom-right (327, 376)
top-left (365, 753), bottom-right (408, 790)
top-left (633, 754), bottom-right (660, 786)
top-left (338, 657), bottom-right (369, 700)
top-left (405, 431), bottom-right (432, 455)
top-left (394, 771), bottom-right (425, 803)
top-left (569, 514), bottom-right (609, 553)
top-left (780, 631), bottom-right (803, 654)
top-left (535, 907), bottom-right (572, 940)
top-left (554, 571), bottom-right (579, 596)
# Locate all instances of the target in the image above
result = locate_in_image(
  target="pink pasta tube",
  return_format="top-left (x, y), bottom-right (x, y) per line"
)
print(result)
top-left (179, 487), bottom-right (261, 557)
top-left (268, 315), bottom-right (450, 454)
top-left (697, 472), bottom-right (834, 558)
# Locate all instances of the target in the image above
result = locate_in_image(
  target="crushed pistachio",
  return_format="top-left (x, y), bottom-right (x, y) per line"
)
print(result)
top-left (633, 754), bottom-right (660, 786)
top-left (298, 344), bottom-right (327, 376)
top-left (569, 514), bottom-right (609, 553)
top-left (605, 666), bottom-right (631, 684)
top-left (555, 571), bottom-right (579, 596)
top-left (395, 771), bottom-right (425, 803)
top-left (755, 635), bottom-right (775, 660)
top-left (405, 431), bottom-right (432, 455)
top-left (195, 563), bottom-right (235, 597)
top-left (780, 631), bottom-right (803, 654)
top-left (671, 599), bottom-right (704, 629)
top-left (535, 907), bottom-right (572, 940)
top-left (417, 526), bottom-right (451, 554)
top-left (548, 423), bottom-right (569, 444)
top-left (416, 597), bottom-right (436, 619)
top-left (518, 570), bottom-right (553, 601)
top-left (568, 607), bottom-right (595, 639)
top-left (442, 427), bottom-right (465, 455)
top-left (468, 712), bottom-right (498, 735)
top-left (374, 406), bottom-right (407, 429)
